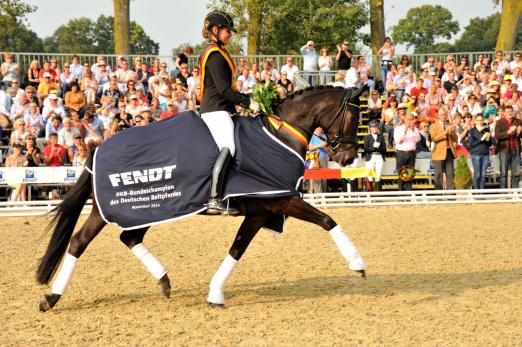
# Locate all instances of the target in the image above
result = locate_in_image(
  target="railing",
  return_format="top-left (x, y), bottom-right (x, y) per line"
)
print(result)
top-left (1, 189), bottom-right (521, 217)
top-left (2, 50), bottom-right (520, 78)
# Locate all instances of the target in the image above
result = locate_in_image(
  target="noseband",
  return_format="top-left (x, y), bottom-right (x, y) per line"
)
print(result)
top-left (323, 89), bottom-right (360, 152)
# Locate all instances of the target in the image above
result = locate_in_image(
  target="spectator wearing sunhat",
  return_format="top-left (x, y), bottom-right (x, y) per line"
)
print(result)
top-left (500, 74), bottom-right (513, 98)
top-left (364, 120), bottom-right (386, 191)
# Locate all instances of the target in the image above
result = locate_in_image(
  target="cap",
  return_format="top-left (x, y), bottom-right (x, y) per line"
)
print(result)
top-left (504, 74), bottom-right (512, 81)
top-left (429, 71), bottom-right (436, 76)
top-left (43, 72), bottom-right (51, 77)
top-left (167, 100), bottom-right (174, 106)
top-left (487, 88), bottom-right (497, 93)
top-left (48, 94), bottom-right (58, 100)
top-left (342, 40), bottom-right (349, 45)
top-left (98, 60), bottom-right (107, 66)
top-left (307, 40), bottom-right (314, 46)
top-left (12, 142), bottom-right (23, 148)
top-left (205, 10), bottom-right (237, 33)
top-left (141, 106), bottom-right (150, 112)
top-left (398, 103), bottom-right (408, 109)
top-left (117, 55), bottom-right (125, 60)
top-left (110, 72), bottom-right (117, 77)
top-left (369, 120), bottom-right (379, 127)
top-left (130, 94), bottom-right (138, 100)
top-left (488, 80), bottom-right (501, 87)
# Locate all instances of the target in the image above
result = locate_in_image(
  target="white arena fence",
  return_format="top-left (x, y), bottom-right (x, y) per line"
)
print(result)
top-left (1, 189), bottom-right (521, 217)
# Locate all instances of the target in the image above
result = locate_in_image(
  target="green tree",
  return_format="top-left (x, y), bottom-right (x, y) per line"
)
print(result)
top-left (211, 0), bottom-right (367, 55)
top-left (43, 16), bottom-right (159, 54)
top-left (260, 0), bottom-right (368, 55)
top-left (0, 0), bottom-right (43, 52)
top-left (392, 5), bottom-right (459, 53)
top-left (452, 14), bottom-right (502, 52)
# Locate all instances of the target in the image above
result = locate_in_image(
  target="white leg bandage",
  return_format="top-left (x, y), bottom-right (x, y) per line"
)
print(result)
top-left (329, 225), bottom-right (367, 271)
top-left (51, 253), bottom-right (79, 295)
top-left (207, 255), bottom-right (238, 305)
top-left (131, 243), bottom-right (168, 281)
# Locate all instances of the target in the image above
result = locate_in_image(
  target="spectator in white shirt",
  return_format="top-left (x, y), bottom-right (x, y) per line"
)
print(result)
top-left (280, 56), bottom-right (299, 82)
top-left (300, 40), bottom-right (318, 86)
top-left (237, 68), bottom-right (256, 93)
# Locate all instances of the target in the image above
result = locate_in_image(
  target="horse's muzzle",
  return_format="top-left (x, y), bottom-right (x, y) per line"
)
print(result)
top-left (332, 146), bottom-right (357, 166)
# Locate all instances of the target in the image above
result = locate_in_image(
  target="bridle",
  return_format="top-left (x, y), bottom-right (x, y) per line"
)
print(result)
top-left (323, 88), bottom-right (360, 152)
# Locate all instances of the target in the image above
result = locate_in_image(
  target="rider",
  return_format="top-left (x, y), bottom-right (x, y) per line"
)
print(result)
top-left (199, 11), bottom-right (260, 215)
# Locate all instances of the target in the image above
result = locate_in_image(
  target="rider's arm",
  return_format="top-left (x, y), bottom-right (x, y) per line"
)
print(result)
top-left (206, 52), bottom-right (250, 109)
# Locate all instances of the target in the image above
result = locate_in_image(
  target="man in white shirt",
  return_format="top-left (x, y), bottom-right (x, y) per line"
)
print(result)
top-left (300, 41), bottom-right (318, 86)
top-left (57, 117), bottom-right (80, 149)
top-left (237, 68), bottom-right (256, 93)
top-left (280, 56), bottom-right (299, 82)
top-left (41, 94), bottom-right (66, 123)
top-left (344, 66), bottom-right (359, 88)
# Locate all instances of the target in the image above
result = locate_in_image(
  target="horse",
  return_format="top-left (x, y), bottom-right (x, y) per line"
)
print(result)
top-left (36, 85), bottom-right (369, 311)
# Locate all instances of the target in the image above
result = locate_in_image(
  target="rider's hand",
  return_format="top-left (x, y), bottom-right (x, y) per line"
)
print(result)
top-left (249, 99), bottom-right (260, 114)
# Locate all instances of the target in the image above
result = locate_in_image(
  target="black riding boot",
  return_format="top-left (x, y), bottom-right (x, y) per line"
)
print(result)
top-left (207, 147), bottom-right (239, 215)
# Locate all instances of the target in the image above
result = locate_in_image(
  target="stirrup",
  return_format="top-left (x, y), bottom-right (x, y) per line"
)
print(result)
top-left (206, 198), bottom-right (239, 216)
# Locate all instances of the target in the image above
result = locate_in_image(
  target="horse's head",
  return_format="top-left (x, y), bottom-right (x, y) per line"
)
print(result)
top-left (322, 85), bottom-right (367, 166)
top-left (277, 85), bottom-right (367, 166)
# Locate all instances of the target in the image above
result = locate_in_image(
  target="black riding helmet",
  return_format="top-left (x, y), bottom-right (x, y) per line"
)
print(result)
top-left (204, 10), bottom-right (237, 33)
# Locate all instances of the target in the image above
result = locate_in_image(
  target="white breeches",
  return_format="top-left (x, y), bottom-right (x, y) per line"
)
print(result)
top-left (365, 153), bottom-right (384, 181)
top-left (201, 111), bottom-right (236, 156)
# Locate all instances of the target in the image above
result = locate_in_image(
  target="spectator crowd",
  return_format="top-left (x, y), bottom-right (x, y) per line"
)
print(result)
top-left (1, 39), bottom-right (522, 201)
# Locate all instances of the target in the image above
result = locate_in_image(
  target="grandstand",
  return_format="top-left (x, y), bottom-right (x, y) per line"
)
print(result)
top-left (1, 49), bottom-right (521, 202)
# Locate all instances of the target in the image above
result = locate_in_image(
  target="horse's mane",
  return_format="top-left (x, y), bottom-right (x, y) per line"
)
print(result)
top-left (280, 85), bottom-right (345, 104)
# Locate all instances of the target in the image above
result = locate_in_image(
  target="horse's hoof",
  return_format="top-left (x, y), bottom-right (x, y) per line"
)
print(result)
top-left (159, 275), bottom-right (171, 299)
top-left (356, 270), bottom-right (366, 279)
top-left (39, 293), bottom-right (61, 312)
top-left (208, 302), bottom-right (226, 309)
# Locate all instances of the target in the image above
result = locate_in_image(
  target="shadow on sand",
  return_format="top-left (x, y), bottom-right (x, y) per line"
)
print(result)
top-left (56, 268), bottom-right (522, 311)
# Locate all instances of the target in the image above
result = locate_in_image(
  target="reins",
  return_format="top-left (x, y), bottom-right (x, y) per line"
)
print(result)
top-left (323, 89), bottom-right (360, 151)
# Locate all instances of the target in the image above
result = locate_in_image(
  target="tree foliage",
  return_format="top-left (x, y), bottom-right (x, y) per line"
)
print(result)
top-left (210, 0), bottom-right (368, 55)
top-left (392, 5), bottom-right (459, 53)
top-left (43, 16), bottom-right (159, 54)
top-left (0, 0), bottom-right (43, 52)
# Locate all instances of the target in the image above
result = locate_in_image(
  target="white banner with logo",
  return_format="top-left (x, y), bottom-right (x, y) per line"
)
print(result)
top-left (0, 167), bottom-right (84, 185)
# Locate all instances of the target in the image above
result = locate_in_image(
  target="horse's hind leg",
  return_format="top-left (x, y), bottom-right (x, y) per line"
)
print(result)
top-left (39, 206), bottom-right (106, 312)
top-left (208, 214), bottom-right (267, 308)
top-left (278, 196), bottom-right (367, 277)
top-left (120, 228), bottom-right (170, 298)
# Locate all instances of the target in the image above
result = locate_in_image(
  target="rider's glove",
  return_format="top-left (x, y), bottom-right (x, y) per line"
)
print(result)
top-left (249, 99), bottom-right (260, 113)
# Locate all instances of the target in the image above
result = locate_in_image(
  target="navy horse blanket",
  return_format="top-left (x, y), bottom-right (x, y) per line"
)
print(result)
top-left (93, 111), bottom-right (304, 231)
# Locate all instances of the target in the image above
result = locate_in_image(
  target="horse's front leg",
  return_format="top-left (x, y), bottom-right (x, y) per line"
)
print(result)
top-left (277, 196), bottom-right (367, 277)
top-left (208, 213), bottom-right (267, 308)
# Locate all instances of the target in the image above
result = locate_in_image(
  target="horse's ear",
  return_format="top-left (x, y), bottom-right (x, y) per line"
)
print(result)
top-left (350, 85), bottom-right (369, 101)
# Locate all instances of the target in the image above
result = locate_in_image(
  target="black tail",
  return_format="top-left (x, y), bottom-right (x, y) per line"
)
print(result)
top-left (36, 154), bottom-right (94, 285)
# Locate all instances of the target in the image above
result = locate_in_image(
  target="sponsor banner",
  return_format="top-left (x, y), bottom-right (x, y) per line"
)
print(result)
top-left (0, 166), bottom-right (84, 185)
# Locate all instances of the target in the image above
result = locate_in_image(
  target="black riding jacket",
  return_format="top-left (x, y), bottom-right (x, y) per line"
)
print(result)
top-left (200, 45), bottom-right (250, 114)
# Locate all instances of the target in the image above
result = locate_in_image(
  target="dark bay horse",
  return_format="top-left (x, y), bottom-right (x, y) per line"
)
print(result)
top-left (36, 85), bottom-right (369, 311)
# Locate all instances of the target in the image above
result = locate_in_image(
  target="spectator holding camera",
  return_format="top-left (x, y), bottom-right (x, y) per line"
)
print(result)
top-left (336, 40), bottom-right (353, 75)
top-left (300, 40), bottom-right (318, 86)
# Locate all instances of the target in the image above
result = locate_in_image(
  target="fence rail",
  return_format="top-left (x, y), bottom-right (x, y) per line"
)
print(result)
top-left (1, 189), bottom-right (521, 217)
top-left (2, 50), bottom-right (521, 78)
